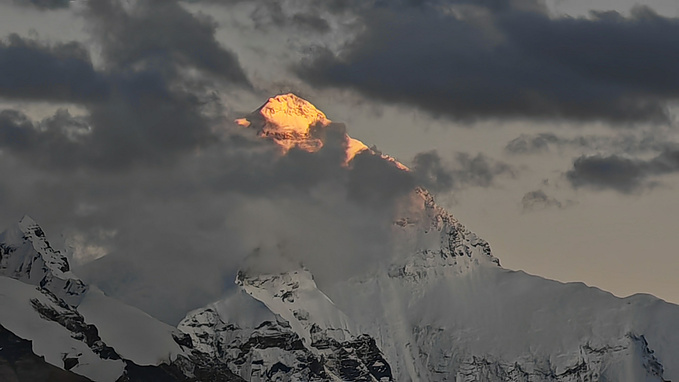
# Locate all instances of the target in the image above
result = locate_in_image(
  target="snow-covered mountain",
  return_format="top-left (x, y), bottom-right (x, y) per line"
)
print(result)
top-left (0, 216), bottom-right (243, 381)
top-left (181, 94), bottom-right (679, 381)
top-left (2, 94), bottom-right (679, 381)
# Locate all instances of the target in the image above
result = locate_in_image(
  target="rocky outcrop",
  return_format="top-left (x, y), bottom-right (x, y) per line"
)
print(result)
top-left (179, 278), bottom-right (394, 382)
top-left (448, 333), bottom-right (665, 382)
top-left (0, 216), bottom-right (88, 306)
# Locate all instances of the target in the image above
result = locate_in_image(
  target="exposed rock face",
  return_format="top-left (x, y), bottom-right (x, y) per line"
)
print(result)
top-left (0, 216), bottom-right (88, 306)
top-left (180, 306), bottom-right (329, 381)
top-left (179, 278), bottom-right (394, 382)
top-left (412, 328), bottom-right (666, 382)
top-left (29, 291), bottom-right (121, 363)
top-left (387, 187), bottom-right (499, 283)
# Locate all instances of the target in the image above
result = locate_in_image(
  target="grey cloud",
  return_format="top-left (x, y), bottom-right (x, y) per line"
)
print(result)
top-left (0, 107), bottom-right (418, 323)
top-left (0, 0), bottom-right (541, 326)
top-left (348, 150), bottom-right (416, 207)
top-left (297, 2), bottom-right (679, 123)
top-left (84, 0), bottom-right (249, 85)
top-left (291, 13), bottom-right (331, 33)
top-left (0, 109), bottom-right (91, 168)
top-left (0, 109), bottom-right (35, 150)
top-left (0, 0), bottom-right (252, 171)
top-left (453, 152), bottom-right (515, 187)
top-left (0, 86), bottom-right (215, 171)
top-left (505, 133), bottom-right (561, 154)
top-left (0, 0), bottom-right (269, 322)
top-left (412, 150), bottom-right (515, 192)
top-left (566, 147), bottom-right (679, 193)
top-left (566, 155), bottom-right (648, 193)
top-left (520, 190), bottom-right (568, 212)
top-left (11, 0), bottom-right (69, 10)
top-left (187, 0), bottom-right (332, 33)
top-left (412, 151), bottom-right (454, 192)
top-left (505, 132), bottom-right (669, 155)
top-left (0, 34), bottom-right (109, 102)
top-left (0, 93), bottom-right (516, 324)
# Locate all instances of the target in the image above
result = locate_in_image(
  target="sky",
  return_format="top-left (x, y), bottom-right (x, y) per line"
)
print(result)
top-left (0, 0), bottom-right (678, 324)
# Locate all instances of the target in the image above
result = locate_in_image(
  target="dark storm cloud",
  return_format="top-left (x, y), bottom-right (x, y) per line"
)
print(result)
top-left (0, 119), bottom-right (399, 323)
top-left (566, 147), bottom-right (679, 193)
top-left (0, 84), bottom-right (217, 171)
top-left (412, 150), bottom-right (514, 192)
top-left (505, 132), bottom-right (669, 155)
top-left (0, 0), bottom-right (263, 322)
top-left (348, 150), bottom-right (416, 206)
top-left (12, 0), bottom-right (70, 10)
top-left (297, 2), bottom-right (679, 123)
top-left (0, 34), bottom-right (109, 102)
top-left (520, 190), bottom-right (567, 212)
top-left (0, 0), bottom-right (251, 170)
top-left (0, 0), bottom-right (527, 325)
top-left (183, 0), bottom-right (331, 33)
top-left (0, 0), bottom-right (413, 320)
top-left (204, 123), bottom-right (350, 195)
top-left (566, 155), bottom-right (648, 193)
top-left (0, 110), bottom-right (34, 149)
top-left (84, 0), bottom-right (249, 84)
top-left (0, 109), bottom-right (88, 168)
top-left (291, 13), bottom-right (331, 33)
top-left (0, 96), bottom-right (424, 323)
top-left (0, 98), bottom-right (511, 324)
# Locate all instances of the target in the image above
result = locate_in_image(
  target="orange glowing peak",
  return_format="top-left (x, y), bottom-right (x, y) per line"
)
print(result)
top-left (259, 93), bottom-right (331, 133)
top-left (236, 93), bottom-right (408, 170)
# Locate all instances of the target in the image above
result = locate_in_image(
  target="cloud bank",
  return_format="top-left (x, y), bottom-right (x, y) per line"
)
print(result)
top-left (566, 148), bottom-right (679, 193)
top-left (295, 1), bottom-right (679, 123)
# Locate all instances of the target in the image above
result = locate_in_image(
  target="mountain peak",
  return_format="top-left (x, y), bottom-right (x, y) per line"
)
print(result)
top-left (235, 93), bottom-right (335, 154)
top-left (257, 93), bottom-right (330, 133)
top-left (235, 93), bottom-right (409, 169)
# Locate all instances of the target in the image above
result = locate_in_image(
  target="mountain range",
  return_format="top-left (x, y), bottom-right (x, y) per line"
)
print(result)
top-left (1, 94), bottom-right (677, 382)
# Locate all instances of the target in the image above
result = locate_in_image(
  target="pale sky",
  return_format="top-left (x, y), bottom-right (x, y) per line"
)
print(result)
top-left (0, 0), bottom-right (678, 322)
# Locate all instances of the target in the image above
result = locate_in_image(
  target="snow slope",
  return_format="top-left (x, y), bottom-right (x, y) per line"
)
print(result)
top-left (78, 286), bottom-right (186, 366)
top-left (326, 264), bottom-right (672, 381)
top-left (236, 268), bottom-right (356, 348)
top-left (0, 276), bottom-right (125, 382)
top-left (0, 217), bottom-right (195, 382)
